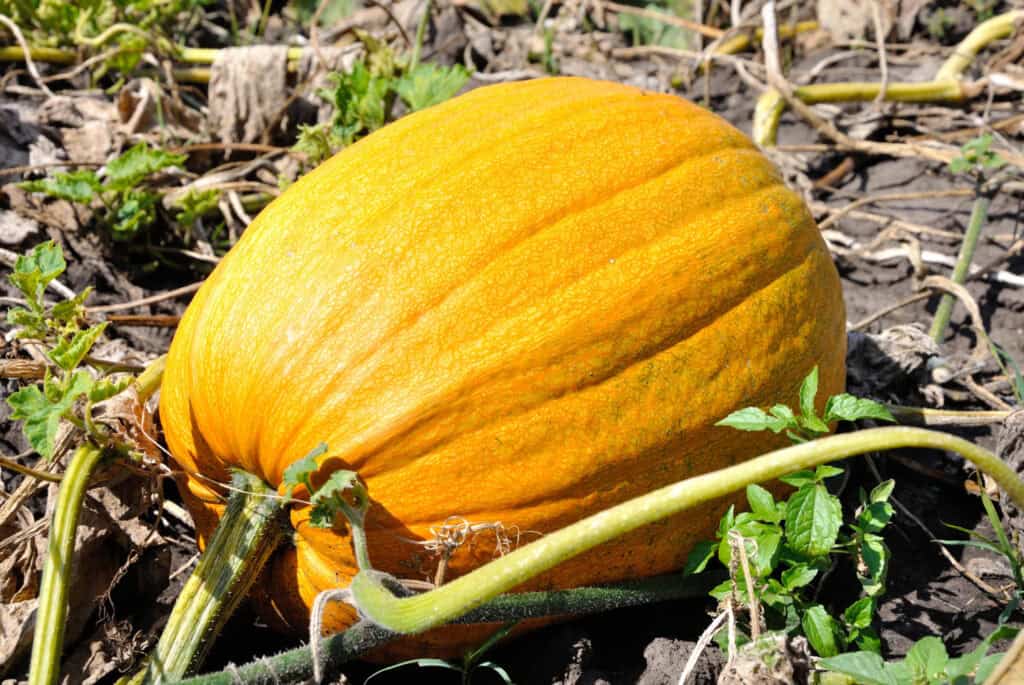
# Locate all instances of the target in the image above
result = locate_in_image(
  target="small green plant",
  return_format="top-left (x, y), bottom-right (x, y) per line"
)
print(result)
top-left (716, 367), bottom-right (895, 443)
top-left (0, 0), bottom-right (208, 75)
top-left (617, 1), bottom-right (695, 49)
top-left (949, 133), bottom-right (1006, 176)
top-left (688, 369), bottom-right (898, 657)
top-left (4, 242), bottom-right (137, 458)
top-left (20, 142), bottom-right (187, 239)
top-left (364, 624), bottom-right (514, 685)
top-left (294, 37), bottom-right (470, 164)
top-left (820, 627), bottom-right (1016, 684)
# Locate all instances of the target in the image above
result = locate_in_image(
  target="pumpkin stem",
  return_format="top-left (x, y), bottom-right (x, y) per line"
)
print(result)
top-left (348, 426), bottom-right (1024, 636)
top-left (122, 471), bottom-right (288, 685)
top-left (28, 356), bottom-right (166, 685)
top-left (170, 572), bottom-right (721, 684)
top-left (27, 443), bottom-right (105, 685)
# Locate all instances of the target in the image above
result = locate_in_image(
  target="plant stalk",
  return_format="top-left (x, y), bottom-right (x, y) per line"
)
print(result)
top-left (349, 426), bottom-right (1024, 635)
top-left (169, 573), bottom-right (720, 685)
top-left (27, 443), bottom-right (105, 685)
top-left (929, 192), bottom-right (991, 342)
top-left (122, 472), bottom-right (288, 685)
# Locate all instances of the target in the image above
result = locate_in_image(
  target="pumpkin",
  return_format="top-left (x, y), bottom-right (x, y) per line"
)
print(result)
top-left (160, 76), bottom-right (846, 655)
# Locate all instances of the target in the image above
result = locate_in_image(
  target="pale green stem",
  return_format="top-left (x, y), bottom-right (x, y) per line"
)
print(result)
top-left (935, 10), bottom-right (1024, 81)
top-left (752, 8), bottom-right (1021, 147)
top-left (409, 0), bottom-right (432, 71)
top-left (28, 443), bottom-right (105, 685)
top-left (123, 472), bottom-right (287, 685)
top-left (350, 426), bottom-right (1024, 635)
top-left (929, 193), bottom-right (991, 342)
top-left (135, 354), bottom-right (166, 402)
top-left (171, 573), bottom-right (719, 685)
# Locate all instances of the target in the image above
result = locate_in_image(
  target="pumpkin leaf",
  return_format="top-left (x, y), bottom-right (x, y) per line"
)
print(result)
top-left (103, 142), bottom-right (186, 192)
top-left (395, 63), bottom-right (471, 112)
top-left (8, 369), bottom-right (94, 458)
top-left (8, 240), bottom-right (66, 305)
top-left (281, 442), bottom-right (329, 501)
top-left (309, 469), bottom-right (366, 528)
top-left (49, 323), bottom-right (108, 372)
top-left (20, 170), bottom-right (101, 204)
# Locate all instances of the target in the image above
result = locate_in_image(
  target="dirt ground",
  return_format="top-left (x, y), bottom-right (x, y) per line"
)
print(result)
top-left (2, 1), bottom-right (1024, 683)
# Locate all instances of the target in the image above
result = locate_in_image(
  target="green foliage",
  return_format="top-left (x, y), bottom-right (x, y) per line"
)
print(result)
top-left (949, 134), bottom-right (1007, 175)
top-left (20, 142), bottom-right (186, 239)
top-left (365, 623), bottom-right (514, 685)
top-left (617, 2), bottom-right (695, 49)
top-left (820, 625), bottom-right (1016, 684)
top-left (294, 37), bottom-right (471, 164)
top-left (717, 366), bottom-right (896, 442)
top-left (696, 369), bottom-right (900, 657)
top-left (282, 442), bottom-right (369, 528)
top-left (395, 63), bottom-right (473, 112)
top-left (0, 0), bottom-right (209, 70)
top-left (4, 242), bottom-right (121, 457)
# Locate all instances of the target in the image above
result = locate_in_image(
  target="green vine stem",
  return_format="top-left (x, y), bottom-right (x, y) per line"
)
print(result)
top-left (752, 9), bottom-right (1022, 146)
top-left (27, 443), bottom-right (104, 685)
top-left (170, 573), bottom-right (721, 685)
top-left (27, 354), bottom-right (166, 685)
top-left (122, 472), bottom-right (288, 685)
top-left (348, 426), bottom-right (1024, 635)
top-left (929, 191), bottom-right (993, 342)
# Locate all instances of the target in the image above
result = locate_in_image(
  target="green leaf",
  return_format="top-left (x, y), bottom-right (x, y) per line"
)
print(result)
top-left (858, 533), bottom-right (889, 596)
top-left (281, 442), bottom-right (329, 500)
top-left (815, 465), bottom-right (845, 481)
top-left (682, 540), bottom-right (716, 576)
top-left (173, 188), bottom-right (221, 226)
top-left (820, 651), bottom-right (898, 685)
top-left (104, 142), bottom-right (186, 192)
top-left (49, 288), bottom-right (92, 327)
top-left (904, 636), bottom-right (948, 682)
top-left (799, 366), bottom-right (819, 419)
top-left (9, 240), bottom-right (66, 302)
top-left (857, 501), bottom-right (894, 535)
top-left (110, 190), bottom-right (158, 237)
top-left (823, 394), bottom-right (896, 424)
top-left (48, 323), bottom-right (107, 372)
top-left (309, 469), bottom-right (363, 527)
top-left (746, 484), bottom-right (779, 522)
top-left (785, 483), bottom-right (842, 558)
top-left (949, 156), bottom-right (971, 174)
top-left (869, 479), bottom-right (896, 503)
top-left (975, 652), bottom-right (1007, 683)
top-left (395, 63), bottom-right (471, 112)
top-left (7, 369), bottom-right (93, 458)
top-left (320, 62), bottom-right (392, 146)
top-left (781, 563), bottom-right (817, 591)
top-left (778, 470), bottom-right (816, 488)
top-left (716, 407), bottom-right (781, 432)
top-left (617, 3), bottom-right (695, 49)
top-left (802, 604), bottom-right (840, 657)
top-left (20, 170), bottom-right (100, 204)
top-left (855, 627), bottom-right (882, 654)
top-left (88, 376), bottom-right (132, 403)
top-left (843, 597), bottom-right (875, 629)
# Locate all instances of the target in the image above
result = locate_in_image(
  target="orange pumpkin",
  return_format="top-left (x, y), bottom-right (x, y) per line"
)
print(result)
top-left (159, 76), bottom-right (846, 655)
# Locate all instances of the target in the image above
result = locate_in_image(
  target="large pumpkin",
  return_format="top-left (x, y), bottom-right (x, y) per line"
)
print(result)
top-left (160, 76), bottom-right (846, 654)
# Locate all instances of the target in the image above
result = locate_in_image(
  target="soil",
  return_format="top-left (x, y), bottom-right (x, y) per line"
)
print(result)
top-left (1, 1), bottom-right (1023, 684)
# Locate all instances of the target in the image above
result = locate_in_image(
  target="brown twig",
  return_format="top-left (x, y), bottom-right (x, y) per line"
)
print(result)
top-left (86, 281), bottom-right (203, 314)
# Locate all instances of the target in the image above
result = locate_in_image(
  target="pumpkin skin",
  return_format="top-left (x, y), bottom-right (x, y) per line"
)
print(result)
top-left (160, 76), bottom-right (846, 656)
